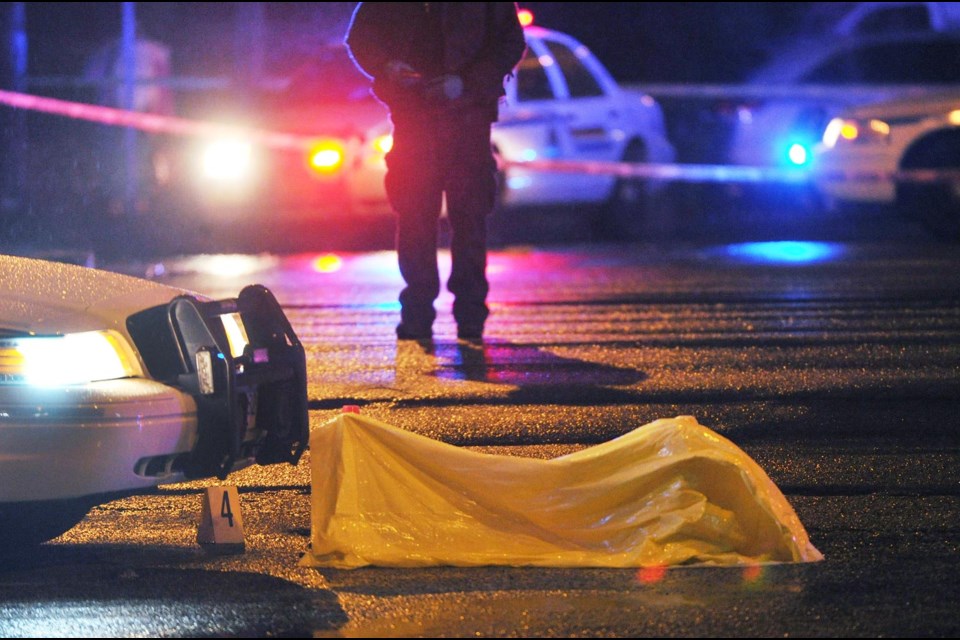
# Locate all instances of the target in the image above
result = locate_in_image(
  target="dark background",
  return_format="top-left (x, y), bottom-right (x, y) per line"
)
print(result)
top-left (20, 2), bottom-right (838, 84)
top-left (520, 2), bottom-right (830, 82)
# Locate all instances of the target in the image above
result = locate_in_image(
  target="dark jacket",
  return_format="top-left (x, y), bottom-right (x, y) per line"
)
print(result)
top-left (345, 2), bottom-right (527, 120)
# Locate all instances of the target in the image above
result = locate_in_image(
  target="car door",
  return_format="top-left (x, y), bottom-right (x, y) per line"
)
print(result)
top-left (540, 33), bottom-right (623, 166)
top-left (495, 29), bottom-right (618, 207)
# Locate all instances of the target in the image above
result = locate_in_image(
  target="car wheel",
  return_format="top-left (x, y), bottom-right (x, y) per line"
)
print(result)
top-left (896, 130), bottom-right (960, 242)
top-left (0, 498), bottom-right (95, 549)
top-left (593, 140), bottom-right (649, 241)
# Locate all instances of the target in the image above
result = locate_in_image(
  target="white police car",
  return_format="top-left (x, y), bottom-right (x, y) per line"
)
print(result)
top-left (813, 91), bottom-right (960, 240)
top-left (726, 30), bottom-right (960, 171)
top-left (492, 24), bottom-right (676, 236)
top-left (0, 254), bottom-right (308, 547)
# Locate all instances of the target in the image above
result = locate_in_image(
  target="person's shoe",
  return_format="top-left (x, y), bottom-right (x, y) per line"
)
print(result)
top-left (456, 324), bottom-right (484, 341)
top-left (396, 322), bottom-right (432, 341)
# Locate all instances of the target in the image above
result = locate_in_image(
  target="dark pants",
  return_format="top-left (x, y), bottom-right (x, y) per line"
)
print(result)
top-left (385, 108), bottom-right (498, 334)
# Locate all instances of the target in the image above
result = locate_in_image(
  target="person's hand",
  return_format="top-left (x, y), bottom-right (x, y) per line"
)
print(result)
top-left (425, 74), bottom-right (464, 101)
top-left (385, 60), bottom-right (421, 87)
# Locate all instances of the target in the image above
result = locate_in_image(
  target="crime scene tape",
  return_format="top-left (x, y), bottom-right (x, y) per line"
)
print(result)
top-left (0, 88), bottom-right (311, 150)
top-left (502, 158), bottom-right (960, 186)
top-left (502, 157), bottom-right (811, 184)
top-left (1, 88), bottom-right (956, 186)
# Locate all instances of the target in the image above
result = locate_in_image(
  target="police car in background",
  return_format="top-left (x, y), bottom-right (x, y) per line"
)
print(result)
top-left (812, 91), bottom-right (960, 241)
top-left (493, 22), bottom-right (675, 237)
top-left (187, 13), bottom-right (675, 240)
top-left (726, 29), bottom-right (960, 172)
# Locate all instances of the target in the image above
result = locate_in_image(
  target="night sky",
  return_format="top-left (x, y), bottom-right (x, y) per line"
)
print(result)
top-left (16, 2), bottom-right (831, 84)
top-left (521, 2), bottom-right (824, 83)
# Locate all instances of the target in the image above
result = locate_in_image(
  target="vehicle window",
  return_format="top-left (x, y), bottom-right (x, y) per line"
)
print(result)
top-left (803, 40), bottom-right (960, 83)
top-left (515, 48), bottom-right (555, 102)
top-left (542, 40), bottom-right (604, 98)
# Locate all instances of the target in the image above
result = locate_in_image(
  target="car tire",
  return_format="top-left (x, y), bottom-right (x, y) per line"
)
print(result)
top-left (0, 497), bottom-right (96, 549)
top-left (896, 130), bottom-right (960, 242)
top-left (593, 140), bottom-right (649, 241)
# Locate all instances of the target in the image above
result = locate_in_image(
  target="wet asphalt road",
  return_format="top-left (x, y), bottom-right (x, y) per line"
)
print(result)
top-left (1, 202), bottom-right (959, 637)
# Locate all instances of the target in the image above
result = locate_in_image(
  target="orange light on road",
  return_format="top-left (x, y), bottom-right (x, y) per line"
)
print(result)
top-left (742, 563), bottom-right (764, 584)
top-left (518, 8), bottom-right (534, 27)
top-left (636, 564), bottom-right (667, 585)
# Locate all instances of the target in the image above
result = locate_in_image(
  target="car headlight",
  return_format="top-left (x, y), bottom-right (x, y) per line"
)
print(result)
top-left (0, 330), bottom-right (138, 386)
top-left (372, 133), bottom-right (392, 155)
top-left (822, 117), bottom-right (890, 149)
top-left (358, 133), bottom-right (392, 170)
top-left (200, 137), bottom-right (255, 182)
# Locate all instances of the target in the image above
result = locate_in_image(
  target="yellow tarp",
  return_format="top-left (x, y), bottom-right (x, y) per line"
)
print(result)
top-left (300, 413), bottom-right (823, 569)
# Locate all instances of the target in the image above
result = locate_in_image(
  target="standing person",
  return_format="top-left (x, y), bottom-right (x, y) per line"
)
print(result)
top-left (346, 2), bottom-right (526, 341)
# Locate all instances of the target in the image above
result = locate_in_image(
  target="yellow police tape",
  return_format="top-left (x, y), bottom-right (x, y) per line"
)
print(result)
top-left (300, 413), bottom-right (823, 569)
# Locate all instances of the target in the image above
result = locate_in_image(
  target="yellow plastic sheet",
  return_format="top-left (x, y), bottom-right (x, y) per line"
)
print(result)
top-left (300, 413), bottom-right (823, 569)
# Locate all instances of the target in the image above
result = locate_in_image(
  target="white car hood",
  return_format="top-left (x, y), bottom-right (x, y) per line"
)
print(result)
top-left (0, 254), bottom-right (197, 336)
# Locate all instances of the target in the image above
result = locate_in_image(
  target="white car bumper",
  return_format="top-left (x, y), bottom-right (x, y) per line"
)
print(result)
top-left (814, 148), bottom-right (897, 205)
top-left (0, 379), bottom-right (199, 502)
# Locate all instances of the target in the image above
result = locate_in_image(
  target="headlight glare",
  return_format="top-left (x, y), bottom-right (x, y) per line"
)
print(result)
top-left (0, 331), bottom-right (137, 386)
top-left (201, 138), bottom-right (255, 182)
